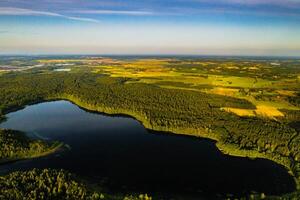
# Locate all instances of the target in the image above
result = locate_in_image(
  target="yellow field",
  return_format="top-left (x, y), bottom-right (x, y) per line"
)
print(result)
top-left (248, 66), bottom-right (259, 70)
top-left (99, 65), bottom-right (178, 78)
top-left (206, 87), bottom-right (239, 96)
top-left (276, 90), bottom-right (296, 97)
top-left (99, 62), bottom-right (275, 89)
top-left (255, 105), bottom-right (284, 117)
top-left (221, 107), bottom-right (256, 117)
top-left (95, 59), bottom-right (182, 79)
top-left (222, 105), bottom-right (284, 119)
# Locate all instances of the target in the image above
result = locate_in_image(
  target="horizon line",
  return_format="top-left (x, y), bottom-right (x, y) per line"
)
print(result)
top-left (0, 53), bottom-right (299, 59)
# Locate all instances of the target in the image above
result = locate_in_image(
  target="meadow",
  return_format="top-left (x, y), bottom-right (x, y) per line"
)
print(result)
top-left (92, 57), bottom-right (300, 120)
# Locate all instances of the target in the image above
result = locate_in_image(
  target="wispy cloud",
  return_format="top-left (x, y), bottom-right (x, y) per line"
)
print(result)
top-left (71, 10), bottom-right (154, 16)
top-left (64, 16), bottom-right (99, 23)
top-left (0, 7), bottom-right (99, 23)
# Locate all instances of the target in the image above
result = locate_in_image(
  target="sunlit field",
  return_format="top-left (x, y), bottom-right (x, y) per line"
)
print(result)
top-left (83, 58), bottom-right (300, 120)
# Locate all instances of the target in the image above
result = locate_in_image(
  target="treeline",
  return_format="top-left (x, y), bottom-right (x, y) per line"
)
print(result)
top-left (288, 92), bottom-right (300, 107)
top-left (0, 168), bottom-right (152, 200)
top-left (0, 129), bottom-right (61, 163)
top-left (0, 73), bottom-right (66, 113)
top-left (60, 74), bottom-right (299, 174)
top-left (0, 169), bottom-right (98, 200)
top-left (0, 72), bottom-right (299, 190)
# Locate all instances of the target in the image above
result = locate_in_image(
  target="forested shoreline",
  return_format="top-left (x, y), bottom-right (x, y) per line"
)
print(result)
top-left (0, 168), bottom-right (152, 200)
top-left (0, 129), bottom-right (63, 164)
top-left (0, 72), bottom-right (299, 198)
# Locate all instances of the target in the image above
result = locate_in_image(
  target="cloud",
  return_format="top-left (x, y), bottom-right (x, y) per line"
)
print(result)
top-left (0, 7), bottom-right (99, 23)
top-left (64, 16), bottom-right (99, 23)
top-left (71, 10), bottom-right (154, 16)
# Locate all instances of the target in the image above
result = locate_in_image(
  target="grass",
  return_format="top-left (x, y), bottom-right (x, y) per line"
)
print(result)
top-left (221, 105), bottom-right (284, 119)
top-left (221, 107), bottom-right (256, 117)
top-left (276, 90), bottom-right (297, 97)
top-left (206, 87), bottom-right (239, 96)
top-left (255, 105), bottom-right (284, 118)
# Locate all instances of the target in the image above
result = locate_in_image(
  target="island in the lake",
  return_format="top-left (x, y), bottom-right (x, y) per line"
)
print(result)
top-left (0, 56), bottom-right (299, 200)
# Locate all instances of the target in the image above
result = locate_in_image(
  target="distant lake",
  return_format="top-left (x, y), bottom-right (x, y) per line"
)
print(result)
top-left (0, 101), bottom-right (296, 199)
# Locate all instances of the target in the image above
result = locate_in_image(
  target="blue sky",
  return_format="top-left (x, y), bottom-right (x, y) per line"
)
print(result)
top-left (0, 0), bottom-right (300, 56)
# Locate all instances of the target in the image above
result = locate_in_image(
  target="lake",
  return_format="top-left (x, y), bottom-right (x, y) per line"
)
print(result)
top-left (0, 100), bottom-right (296, 199)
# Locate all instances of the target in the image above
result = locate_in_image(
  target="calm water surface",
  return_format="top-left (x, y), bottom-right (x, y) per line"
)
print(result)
top-left (0, 101), bottom-right (296, 199)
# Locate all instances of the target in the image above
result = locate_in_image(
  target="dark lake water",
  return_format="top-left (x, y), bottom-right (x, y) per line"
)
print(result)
top-left (0, 101), bottom-right (296, 199)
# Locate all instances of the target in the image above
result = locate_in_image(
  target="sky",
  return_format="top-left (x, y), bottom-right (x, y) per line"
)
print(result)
top-left (0, 0), bottom-right (300, 56)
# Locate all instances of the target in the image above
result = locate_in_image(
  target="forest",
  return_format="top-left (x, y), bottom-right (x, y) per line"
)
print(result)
top-left (0, 168), bottom-right (151, 200)
top-left (0, 57), bottom-right (299, 199)
top-left (0, 129), bottom-right (62, 164)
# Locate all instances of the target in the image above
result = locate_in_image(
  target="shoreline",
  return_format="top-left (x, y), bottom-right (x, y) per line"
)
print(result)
top-left (1, 96), bottom-right (299, 192)
top-left (0, 141), bottom-right (64, 166)
top-left (51, 96), bottom-right (300, 188)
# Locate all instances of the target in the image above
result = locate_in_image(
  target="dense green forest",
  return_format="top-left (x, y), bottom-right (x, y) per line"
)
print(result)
top-left (0, 71), bottom-right (299, 198)
top-left (0, 169), bottom-right (100, 200)
top-left (0, 129), bottom-right (62, 164)
top-left (0, 168), bottom-right (151, 200)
